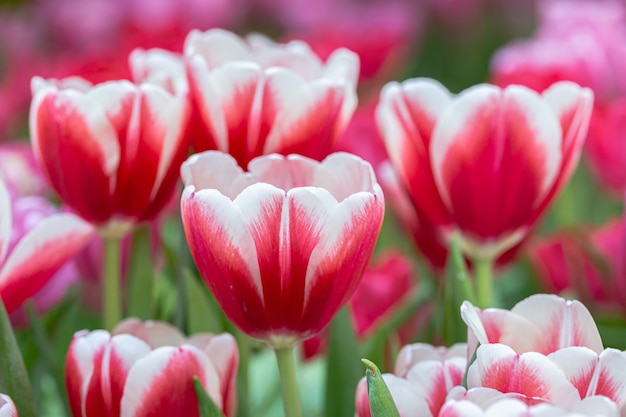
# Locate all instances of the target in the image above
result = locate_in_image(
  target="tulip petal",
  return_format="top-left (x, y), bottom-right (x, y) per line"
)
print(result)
top-left (113, 318), bottom-right (187, 349)
top-left (96, 335), bottom-right (152, 417)
top-left (120, 345), bottom-right (222, 417)
top-left (261, 70), bottom-right (348, 161)
top-left (0, 179), bottom-right (10, 265)
top-left (0, 394), bottom-right (17, 417)
top-left (511, 294), bottom-right (603, 354)
top-left (468, 344), bottom-right (580, 404)
top-left (299, 188), bottom-right (384, 336)
top-left (181, 185), bottom-right (268, 338)
top-left (550, 347), bottom-right (626, 407)
top-left (405, 357), bottom-right (467, 416)
top-left (0, 213), bottom-right (94, 313)
top-left (65, 330), bottom-right (110, 417)
top-left (189, 333), bottom-right (239, 417)
top-left (431, 84), bottom-right (562, 242)
top-left (181, 151), bottom-right (251, 199)
top-left (184, 29), bottom-right (252, 70)
top-left (377, 78), bottom-right (452, 226)
top-left (30, 87), bottom-right (120, 223)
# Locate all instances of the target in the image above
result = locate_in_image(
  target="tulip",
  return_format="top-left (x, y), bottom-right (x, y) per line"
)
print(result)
top-left (0, 394), bottom-right (17, 417)
top-left (355, 343), bottom-right (467, 417)
top-left (378, 78), bottom-right (592, 307)
top-left (184, 28), bottom-right (358, 168)
top-left (0, 143), bottom-right (47, 198)
top-left (181, 150), bottom-right (383, 417)
top-left (528, 218), bottom-right (626, 310)
top-left (460, 294), bottom-right (604, 357)
top-left (65, 318), bottom-right (238, 417)
top-left (439, 395), bottom-right (619, 417)
top-left (379, 78), bottom-right (593, 261)
top-left (181, 151), bottom-right (383, 345)
top-left (30, 75), bottom-right (191, 328)
top-left (29, 75), bottom-right (191, 237)
top-left (0, 178), bottom-right (93, 314)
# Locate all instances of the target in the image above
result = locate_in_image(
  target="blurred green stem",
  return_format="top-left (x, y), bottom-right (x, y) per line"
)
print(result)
top-left (474, 257), bottom-right (493, 309)
top-left (0, 298), bottom-right (37, 417)
top-left (234, 329), bottom-right (250, 417)
top-left (103, 236), bottom-right (122, 330)
top-left (274, 347), bottom-right (303, 417)
top-left (25, 301), bottom-right (69, 417)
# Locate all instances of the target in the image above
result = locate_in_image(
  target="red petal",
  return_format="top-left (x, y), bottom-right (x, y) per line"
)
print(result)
top-left (0, 213), bottom-right (94, 313)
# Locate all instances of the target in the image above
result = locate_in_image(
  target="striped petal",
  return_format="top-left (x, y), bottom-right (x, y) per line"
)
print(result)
top-left (431, 84), bottom-right (562, 248)
top-left (65, 330), bottom-right (110, 417)
top-left (549, 347), bottom-right (626, 407)
top-left (0, 213), bottom-right (94, 313)
top-left (83, 335), bottom-right (151, 417)
top-left (260, 69), bottom-right (350, 161)
top-left (0, 394), bottom-right (17, 417)
top-left (180, 184), bottom-right (272, 339)
top-left (468, 344), bottom-right (580, 405)
top-left (188, 333), bottom-right (239, 417)
top-left (120, 345), bottom-right (222, 417)
top-left (511, 294), bottom-right (603, 354)
top-left (30, 84), bottom-right (120, 224)
top-left (534, 82), bottom-right (594, 218)
top-left (377, 78), bottom-right (452, 226)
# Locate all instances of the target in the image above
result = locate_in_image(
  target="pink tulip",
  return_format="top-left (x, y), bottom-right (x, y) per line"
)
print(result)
top-left (0, 178), bottom-right (94, 313)
top-left (0, 394), bottom-right (17, 417)
top-left (65, 318), bottom-right (238, 417)
top-left (528, 218), bottom-right (626, 310)
top-left (461, 294), bottom-right (604, 357)
top-left (29, 75), bottom-right (191, 237)
top-left (378, 78), bottom-right (593, 259)
top-left (491, 0), bottom-right (626, 101)
top-left (585, 98), bottom-right (626, 194)
top-left (355, 343), bottom-right (467, 417)
top-left (183, 29), bottom-right (358, 168)
top-left (180, 151), bottom-right (384, 347)
top-left (440, 395), bottom-right (619, 417)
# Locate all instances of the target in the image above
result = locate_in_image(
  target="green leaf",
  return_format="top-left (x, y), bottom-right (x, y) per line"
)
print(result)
top-left (126, 226), bottom-right (154, 320)
top-left (361, 358), bottom-right (400, 417)
top-left (194, 377), bottom-right (225, 417)
top-left (0, 299), bottom-right (37, 417)
top-left (324, 306), bottom-right (362, 417)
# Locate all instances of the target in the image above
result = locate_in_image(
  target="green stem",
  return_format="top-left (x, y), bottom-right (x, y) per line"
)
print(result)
top-left (234, 330), bottom-right (250, 417)
top-left (103, 236), bottom-right (122, 331)
top-left (274, 347), bottom-right (303, 417)
top-left (0, 298), bottom-right (37, 417)
top-left (474, 257), bottom-right (494, 309)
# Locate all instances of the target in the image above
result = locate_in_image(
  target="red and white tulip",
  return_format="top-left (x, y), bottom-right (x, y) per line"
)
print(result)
top-left (184, 29), bottom-right (359, 168)
top-left (65, 318), bottom-right (238, 417)
top-left (461, 294), bottom-right (604, 357)
top-left (29, 75), bottom-right (191, 238)
top-left (180, 151), bottom-right (384, 347)
top-left (378, 78), bottom-right (593, 260)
